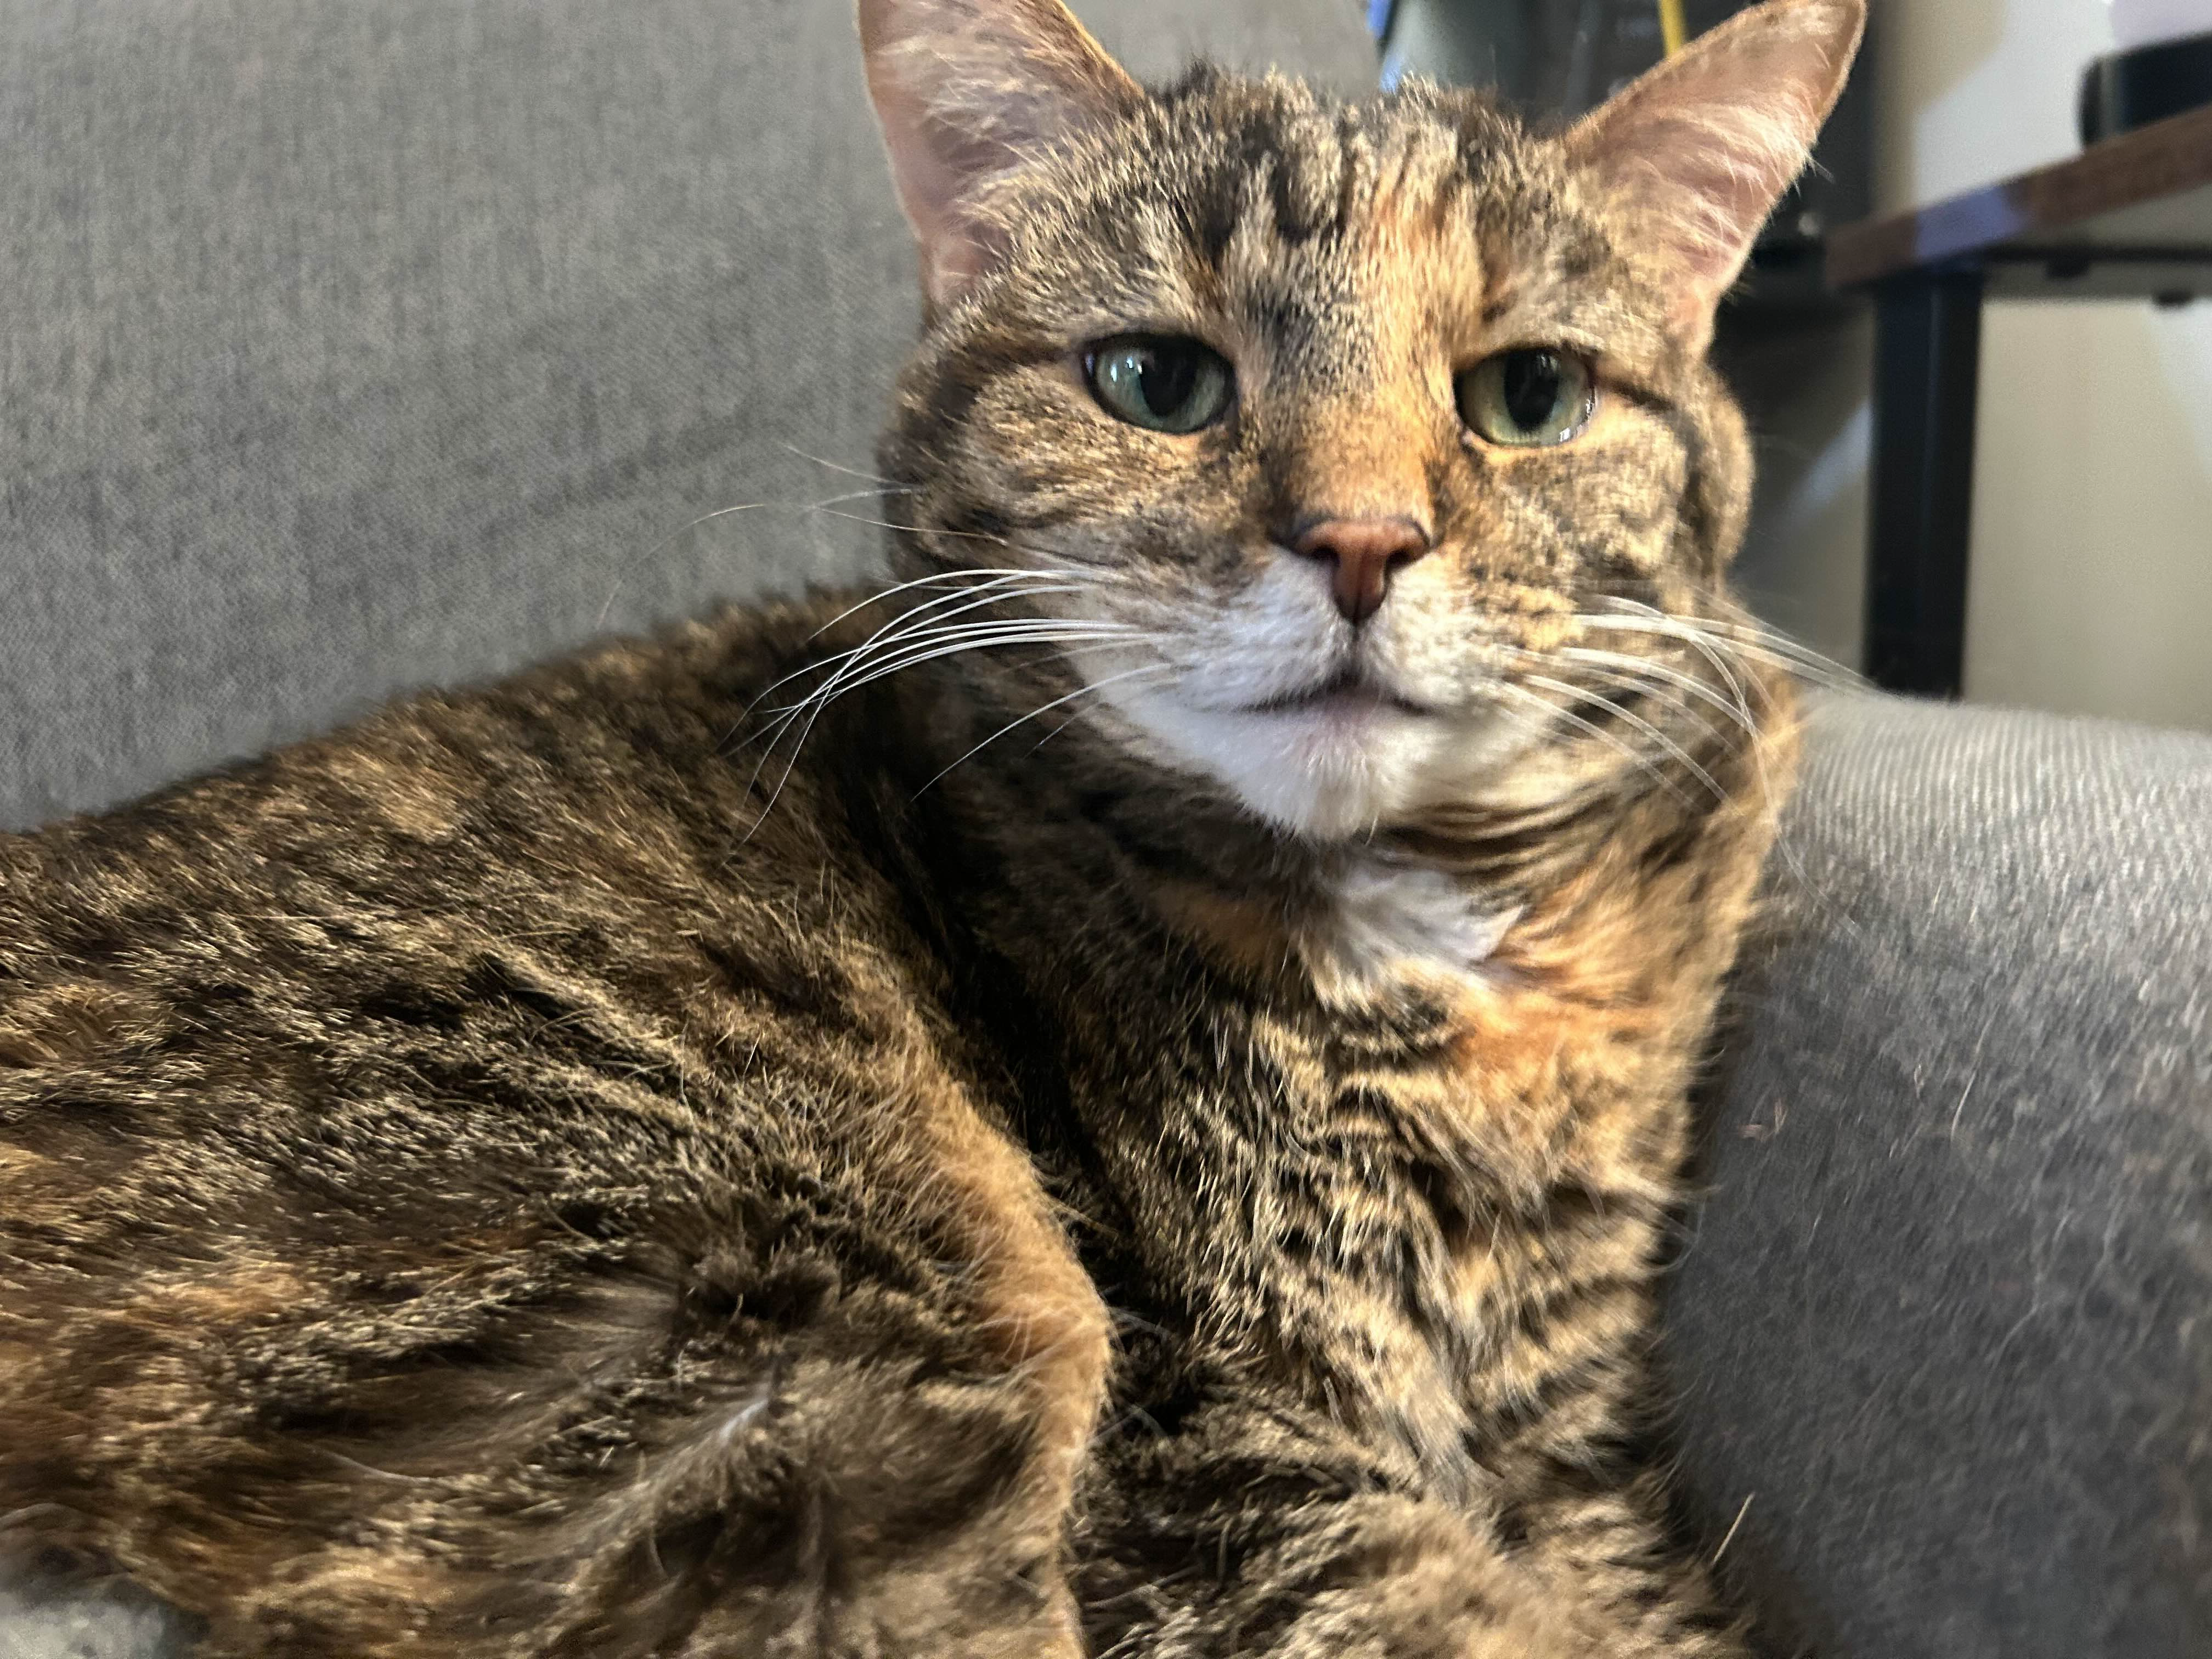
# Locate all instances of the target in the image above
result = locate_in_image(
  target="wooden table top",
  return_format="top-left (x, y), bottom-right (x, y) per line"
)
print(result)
top-left (1827, 100), bottom-right (2212, 300)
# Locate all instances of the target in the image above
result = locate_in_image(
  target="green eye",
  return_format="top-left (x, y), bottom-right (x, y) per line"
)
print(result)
top-left (1084, 335), bottom-right (1234, 435)
top-left (1455, 348), bottom-right (1596, 447)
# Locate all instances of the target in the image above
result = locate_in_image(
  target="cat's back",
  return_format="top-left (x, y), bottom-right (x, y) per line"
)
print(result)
top-left (5, 592), bottom-right (856, 930)
top-left (0, 589), bottom-right (941, 1235)
top-left (4, 591), bottom-right (900, 973)
top-left (0, 592), bottom-right (1108, 1657)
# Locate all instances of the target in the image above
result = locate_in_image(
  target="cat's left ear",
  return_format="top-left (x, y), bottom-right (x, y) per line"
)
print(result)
top-left (1564, 0), bottom-right (1865, 345)
top-left (858, 0), bottom-right (1142, 312)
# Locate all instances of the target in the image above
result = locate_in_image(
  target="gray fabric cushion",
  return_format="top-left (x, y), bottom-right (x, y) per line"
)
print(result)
top-left (0, 1577), bottom-right (182, 1659)
top-left (0, 0), bottom-right (1375, 833)
top-left (1673, 690), bottom-right (2212, 1657)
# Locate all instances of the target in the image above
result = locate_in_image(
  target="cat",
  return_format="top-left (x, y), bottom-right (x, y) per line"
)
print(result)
top-left (0, 0), bottom-right (1862, 1653)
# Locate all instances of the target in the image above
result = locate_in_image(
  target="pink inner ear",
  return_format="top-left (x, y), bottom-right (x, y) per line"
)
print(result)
top-left (1616, 94), bottom-right (1824, 297)
top-left (864, 64), bottom-right (1008, 308)
top-left (859, 0), bottom-right (1142, 309)
top-left (1566, 0), bottom-right (1863, 324)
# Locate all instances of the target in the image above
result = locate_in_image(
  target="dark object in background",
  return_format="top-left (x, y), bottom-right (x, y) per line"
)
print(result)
top-left (1376, 0), bottom-right (1670, 116)
top-left (1370, 0), bottom-right (1872, 309)
top-left (2079, 29), bottom-right (2212, 144)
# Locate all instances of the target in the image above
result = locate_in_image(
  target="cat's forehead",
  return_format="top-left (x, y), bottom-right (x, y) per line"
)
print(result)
top-left (1191, 79), bottom-right (1545, 212)
top-left (1005, 70), bottom-right (1626, 360)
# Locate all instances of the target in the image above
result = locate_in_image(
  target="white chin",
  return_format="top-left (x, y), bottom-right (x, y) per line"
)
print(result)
top-left (1109, 688), bottom-right (1524, 842)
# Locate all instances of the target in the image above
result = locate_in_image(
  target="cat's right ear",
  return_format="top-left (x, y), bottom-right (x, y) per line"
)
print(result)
top-left (858, 0), bottom-right (1142, 312)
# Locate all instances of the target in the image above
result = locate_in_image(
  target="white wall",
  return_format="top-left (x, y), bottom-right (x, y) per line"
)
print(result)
top-left (1747, 0), bottom-right (2212, 730)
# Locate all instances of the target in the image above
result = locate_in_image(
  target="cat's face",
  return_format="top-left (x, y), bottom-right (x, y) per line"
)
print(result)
top-left (864, 0), bottom-right (1862, 840)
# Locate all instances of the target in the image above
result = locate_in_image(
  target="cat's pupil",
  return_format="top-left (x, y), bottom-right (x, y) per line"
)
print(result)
top-left (1502, 351), bottom-right (1564, 431)
top-left (1137, 347), bottom-right (1197, 417)
top-left (1086, 335), bottom-right (1232, 433)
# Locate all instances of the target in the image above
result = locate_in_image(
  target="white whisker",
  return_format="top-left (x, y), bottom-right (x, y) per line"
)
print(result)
top-left (1556, 646), bottom-right (1756, 740)
top-left (1493, 680), bottom-right (1698, 808)
top-left (777, 443), bottom-right (900, 486)
top-left (738, 574), bottom-right (1101, 733)
top-left (739, 624), bottom-right (1098, 780)
top-left (803, 568), bottom-right (1089, 642)
top-left (808, 506), bottom-right (1015, 546)
top-left (780, 582), bottom-right (1091, 695)
top-left (757, 625), bottom-right (1141, 720)
top-left (915, 663), bottom-right (1176, 795)
top-left (732, 551), bottom-right (1153, 834)
top-left (1515, 671), bottom-right (1725, 802)
top-left (1560, 663), bottom-right (1734, 753)
top-left (774, 584), bottom-right (1120, 708)
top-left (1586, 597), bottom-right (1858, 689)
top-left (1573, 606), bottom-right (1824, 901)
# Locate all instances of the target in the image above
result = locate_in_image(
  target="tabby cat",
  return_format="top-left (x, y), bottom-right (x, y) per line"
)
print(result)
top-left (0, 0), bottom-right (1863, 1652)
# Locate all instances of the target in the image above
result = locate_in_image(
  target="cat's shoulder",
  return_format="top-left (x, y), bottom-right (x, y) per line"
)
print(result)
top-left (0, 589), bottom-right (883, 963)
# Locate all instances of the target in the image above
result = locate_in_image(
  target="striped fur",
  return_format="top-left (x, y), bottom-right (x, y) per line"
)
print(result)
top-left (0, 2), bottom-right (1861, 1653)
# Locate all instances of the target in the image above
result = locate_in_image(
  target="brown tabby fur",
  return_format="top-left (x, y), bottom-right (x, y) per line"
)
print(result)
top-left (0, 1), bottom-right (1861, 1653)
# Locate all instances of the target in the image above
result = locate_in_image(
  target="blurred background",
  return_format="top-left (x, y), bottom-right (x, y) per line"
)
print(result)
top-left (1378, 0), bottom-right (2212, 731)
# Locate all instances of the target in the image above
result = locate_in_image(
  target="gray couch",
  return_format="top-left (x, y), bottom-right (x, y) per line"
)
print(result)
top-left (3, 3), bottom-right (2207, 1656)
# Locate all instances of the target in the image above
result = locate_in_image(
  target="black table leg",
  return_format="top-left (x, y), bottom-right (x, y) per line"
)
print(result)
top-left (1864, 268), bottom-right (1985, 698)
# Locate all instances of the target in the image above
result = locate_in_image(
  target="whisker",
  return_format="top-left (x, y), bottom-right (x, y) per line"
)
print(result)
top-left (1573, 607), bottom-right (1824, 902)
top-left (915, 663), bottom-right (1176, 795)
top-left (777, 443), bottom-right (899, 486)
top-left (737, 575), bottom-right (1101, 732)
top-left (1584, 597), bottom-right (1859, 689)
top-left (738, 621), bottom-right (1154, 833)
top-left (740, 627), bottom-right (1093, 772)
top-left (1515, 672), bottom-right (1725, 802)
top-left (1492, 680), bottom-right (1699, 809)
top-left (808, 506), bottom-right (1017, 546)
top-left (787, 579), bottom-right (1092, 687)
top-left (1572, 614), bottom-right (1769, 715)
top-left (755, 625), bottom-right (1142, 720)
top-left (803, 567), bottom-right (1091, 642)
top-left (1555, 646), bottom-right (1757, 740)
top-left (1557, 663), bottom-right (1735, 754)
top-left (772, 586), bottom-right (1123, 710)
top-left (602, 486), bottom-right (938, 637)
top-left (636, 486), bottom-right (912, 569)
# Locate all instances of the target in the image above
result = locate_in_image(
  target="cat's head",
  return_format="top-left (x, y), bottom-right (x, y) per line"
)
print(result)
top-left (860, 0), bottom-right (1861, 841)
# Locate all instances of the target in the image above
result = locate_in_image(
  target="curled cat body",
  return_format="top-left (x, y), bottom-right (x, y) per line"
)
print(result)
top-left (0, 1), bottom-right (1862, 1654)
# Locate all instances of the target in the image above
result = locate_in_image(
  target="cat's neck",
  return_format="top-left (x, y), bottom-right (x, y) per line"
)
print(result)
top-left (889, 656), bottom-right (1628, 1013)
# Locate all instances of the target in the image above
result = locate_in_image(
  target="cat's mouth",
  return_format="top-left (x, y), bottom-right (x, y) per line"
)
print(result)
top-left (1241, 670), bottom-right (1431, 719)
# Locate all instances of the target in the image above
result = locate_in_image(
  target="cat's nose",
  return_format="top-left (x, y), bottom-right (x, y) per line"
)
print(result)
top-left (1288, 516), bottom-right (1434, 624)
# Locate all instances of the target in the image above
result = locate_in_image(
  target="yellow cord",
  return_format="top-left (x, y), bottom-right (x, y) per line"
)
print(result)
top-left (1658, 0), bottom-right (1688, 55)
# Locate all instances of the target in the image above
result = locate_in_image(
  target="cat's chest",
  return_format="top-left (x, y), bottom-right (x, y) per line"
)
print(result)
top-left (1204, 859), bottom-right (1611, 1500)
top-left (1104, 854), bottom-right (1652, 1498)
top-left (1302, 855), bottom-right (1520, 997)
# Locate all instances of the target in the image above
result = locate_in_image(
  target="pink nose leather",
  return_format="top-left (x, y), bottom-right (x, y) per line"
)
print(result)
top-left (1289, 516), bottom-right (1434, 624)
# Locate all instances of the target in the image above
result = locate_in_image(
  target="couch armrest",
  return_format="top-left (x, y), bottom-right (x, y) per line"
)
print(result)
top-left (1671, 689), bottom-right (2212, 1656)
